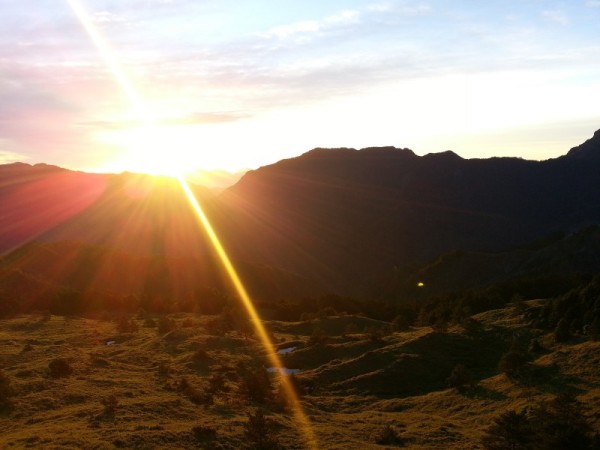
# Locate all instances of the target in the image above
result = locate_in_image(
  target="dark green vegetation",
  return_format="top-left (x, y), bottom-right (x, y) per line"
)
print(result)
top-left (481, 394), bottom-right (598, 450)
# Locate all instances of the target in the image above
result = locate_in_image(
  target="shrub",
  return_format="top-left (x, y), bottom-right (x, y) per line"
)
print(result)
top-left (481, 409), bottom-right (532, 450)
top-left (243, 409), bottom-right (280, 450)
top-left (482, 394), bottom-right (595, 450)
top-left (528, 338), bottom-right (543, 353)
top-left (101, 395), bottom-right (119, 417)
top-left (498, 350), bottom-right (528, 379)
top-left (307, 328), bottom-right (327, 346)
top-left (192, 424), bottom-right (217, 441)
top-left (554, 318), bottom-right (571, 343)
top-left (116, 316), bottom-right (138, 333)
top-left (89, 353), bottom-right (110, 367)
top-left (461, 317), bottom-right (482, 333)
top-left (529, 393), bottom-right (593, 449)
top-left (157, 316), bottom-right (176, 334)
top-left (178, 377), bottom-right (213, 405)
top-left (204, 317), bottom-right (227, 336)
top-left (447, 364), bottom-right (475, 392)
top-left (239, 368), bottom-right (273, 404)
top-left (181, 317), bottom-right (196, 328)
top-left (366, 326), bottom-right (386, 343)
top-left (157, 361), bottom-right (170, 378)
top-left (317, 306), bottom-right (337, 318)
top-left (208, 373), bottom-right (228, 394)
top-left (21, 343), bottom-right (33, 353)
top-left (344, 322), bottom-right (361, 336)
top-left (0, 369), bottom-right (14, 410)
top-left (192, 349), bottom-right (210, 363)
top-left (375, 423), bottom-right (404, 446)
top-left (392, 315), bottom-right (410, 331)
top-left (48, 358), bottom-right (73, 378)
top-left (589, 318), bottom-right (600, 341)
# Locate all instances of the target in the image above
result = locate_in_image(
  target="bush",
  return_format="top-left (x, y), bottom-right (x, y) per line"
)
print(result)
top-left (447, 364), bottom-right (475, 392)
top-left (554, 318), bottom-right (571, 343)
top-left (178, 377), bottom-right (213, 405)
top-left (208, 373), bottom-right (228, 394)
top-left (157, 361), bottom-right (170, 378)
top-left (482, 409), bottom-right (532, 450)
top-left (0, 369), bottom-right (14, 410)
top-left (365, 326), bottom-right (386, 343)
top-left (498, 350), bottom-right (528, 379)
top-left (243, 409), bottom-right (280, 450)
top-left (392, 315), bottom-right (410, 331)
top-left (101, 395), bottom-right (118, 417)
top-left (239, 368), bottom-right (273, 404)
top-left (157, 316), bottom-right (176, 334)
top-left (116, 316), bottom-right (138, 333)
top-left (307, 328), bottom-right (328, 346)
top-left (528, 338), bottom-right (543, 353)
top-left (482, 394), bottom-right (595, 450)
top-left (375, 423), bottom-right (404, 446)
top-left (48, 358), bottom-right (73, 378)
top-left (461, 317), bottom-right (482, 333)
top-left (192, 349), bottom-right (210, 363)
top-left (192, 424), bottom-right (217, 441)
top-left (589, 318), bottom-right (600, 341)
top-left (529, 393), bottom-right (594, 449)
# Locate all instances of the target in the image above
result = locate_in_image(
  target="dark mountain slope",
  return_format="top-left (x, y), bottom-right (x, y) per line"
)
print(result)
top-left (0, 166), bottom-right (324, 303)
top-left (387, 225), bottom-right (600, 298)
top-left (0, 163), bottom-right (107, 253)
top-left (0, 240), bottom-right (322, 309)
top-left (1, 130), bottom-right (599, 300)
top-left (216, 130), bottom-right (600, 294)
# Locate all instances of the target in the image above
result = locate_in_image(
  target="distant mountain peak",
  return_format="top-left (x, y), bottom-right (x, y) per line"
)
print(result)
top-left (301, 146), bottom-right (418, 159)
top-left (423, 150), bottom-right (463, 160)
top-left (565, 128), bottom-right (600, 161)
top-left (301, 147), bottom-right (356, 158)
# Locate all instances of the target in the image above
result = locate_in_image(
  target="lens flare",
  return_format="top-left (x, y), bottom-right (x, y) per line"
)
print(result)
top-left (178, 178), bottom-right (318, 449)
top-left (65, 0), bottom-right (141, 111)
top-left (65, 1), bottom-right (318, 447)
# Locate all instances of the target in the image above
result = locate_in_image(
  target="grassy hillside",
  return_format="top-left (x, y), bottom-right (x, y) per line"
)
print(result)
top-left (1, 301), bottom-right (598, 449)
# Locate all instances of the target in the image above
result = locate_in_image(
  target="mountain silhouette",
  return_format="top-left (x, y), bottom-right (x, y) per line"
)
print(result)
top-left (1, 129), bottom-right (599, 298)
top-left (215, 129), bottom-right (600, 294)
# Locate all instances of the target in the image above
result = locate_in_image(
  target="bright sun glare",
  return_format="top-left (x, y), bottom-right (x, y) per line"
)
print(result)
top-left (65, 0), bottom-right (318, 447)
top-left (101, 122), bottom-right (194, 177)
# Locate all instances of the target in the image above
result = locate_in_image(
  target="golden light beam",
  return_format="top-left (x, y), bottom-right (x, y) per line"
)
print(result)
top-left (65, 0), bottom-right (142, 112)
top-left (65, 1), bottom-right (318, 447)
top-left (178, 178), bottom-right (318, 449)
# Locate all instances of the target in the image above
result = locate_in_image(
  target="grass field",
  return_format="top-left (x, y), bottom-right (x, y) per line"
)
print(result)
top-left (1, 302), bottom-right (599, 449)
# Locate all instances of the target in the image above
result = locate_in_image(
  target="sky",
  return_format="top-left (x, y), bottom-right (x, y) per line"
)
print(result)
top-left (1, 0), bottom-right (600, 175)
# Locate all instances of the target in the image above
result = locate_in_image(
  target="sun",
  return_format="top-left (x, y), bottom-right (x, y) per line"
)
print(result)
top-left (98, 121), bottom-right (201, 177)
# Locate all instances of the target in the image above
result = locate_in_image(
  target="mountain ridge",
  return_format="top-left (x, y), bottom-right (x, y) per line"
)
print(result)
top-left (1, 129), bottom-right (600, 298)
top-left (217, 129), bottom-right (600, 294)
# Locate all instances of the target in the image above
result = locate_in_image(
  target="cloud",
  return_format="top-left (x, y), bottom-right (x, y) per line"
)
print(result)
top-left (256, 2), bottom-right (431, 42)
top-left (585, 0), bottom-right (600, 7)
top-left (92, 11), bottom-right (127, 25)
top-left (173, 111), bottom-right (249, 124)
top-left (257, 9), bottom-right (361, 41)
top-left (369, 2), bottom-right (432, 16)
top-left (79, 111), bottom-right (248, 130)
top-left (542, 10), bottom-right (569, 26)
